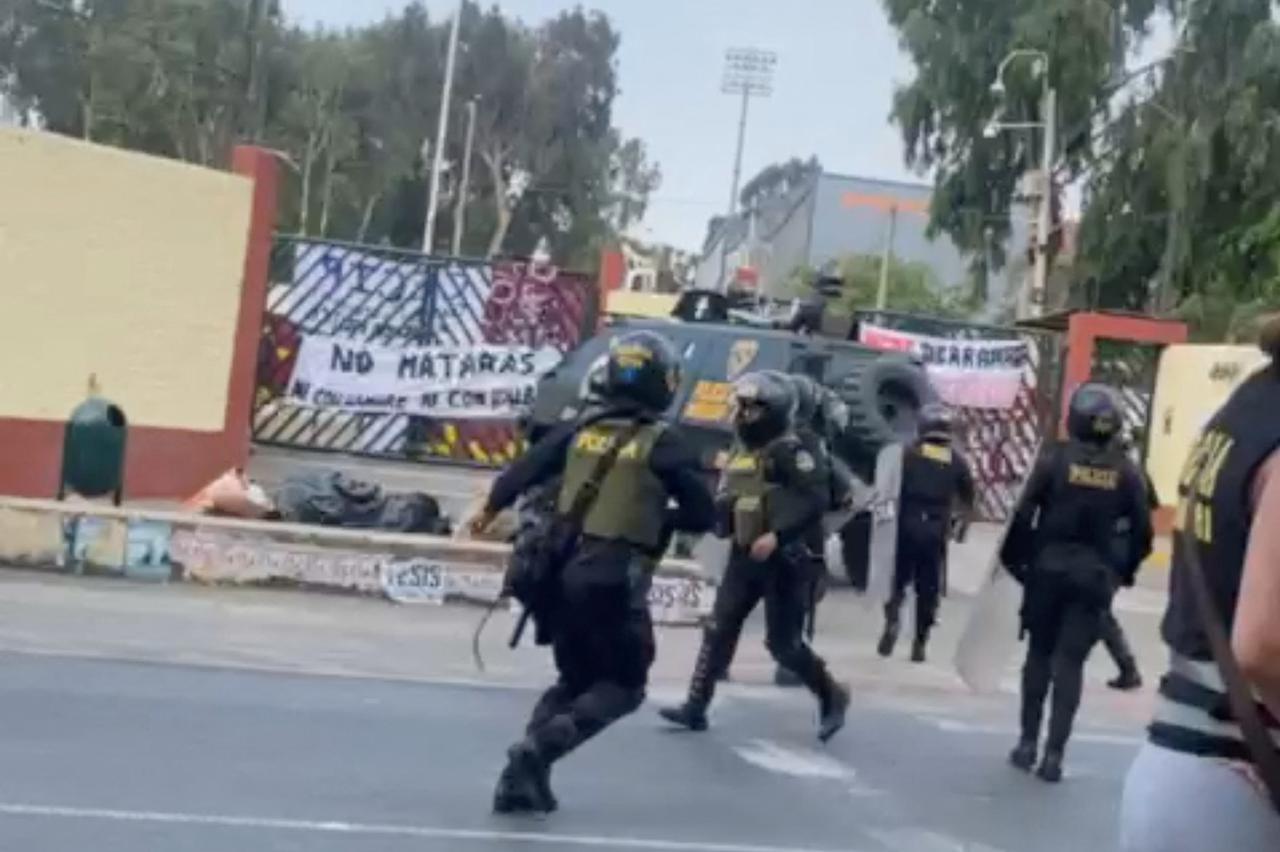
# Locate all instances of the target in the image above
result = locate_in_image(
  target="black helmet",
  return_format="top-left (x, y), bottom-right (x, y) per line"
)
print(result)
top-left (919, 402), bottom-right (956, 442)
top-left (599, 331), bottom-right (682, 412)
top-left (732, 371), bottom-right (795, 448)
top-left (786, 374), bottom-right (821, 431)
top-left (1068, 383), bottom-right (1123, 445)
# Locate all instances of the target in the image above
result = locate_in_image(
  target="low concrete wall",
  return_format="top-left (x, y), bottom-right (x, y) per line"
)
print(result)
top-left (0, 497), bottom-right (714, 626)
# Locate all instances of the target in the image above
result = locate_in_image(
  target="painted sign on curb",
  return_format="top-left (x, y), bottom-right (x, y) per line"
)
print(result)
top-left (170, 530), bottom-right (385, 593)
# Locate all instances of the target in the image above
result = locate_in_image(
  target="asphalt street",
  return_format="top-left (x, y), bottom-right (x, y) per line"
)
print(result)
top-left (0, 649), bottom-right (1143, 852)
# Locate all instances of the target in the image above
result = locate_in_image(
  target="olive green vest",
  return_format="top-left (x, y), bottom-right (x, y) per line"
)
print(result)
top-left (720, 439), bottom-right (813, 548)
top-left (558, 418), bottom-right (667, 550)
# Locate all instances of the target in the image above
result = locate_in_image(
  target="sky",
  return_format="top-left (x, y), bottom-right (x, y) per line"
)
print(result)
top-left (284, 0), bottom-right (920, 253)
top-left (284, 1), bottom-right (1175, 254)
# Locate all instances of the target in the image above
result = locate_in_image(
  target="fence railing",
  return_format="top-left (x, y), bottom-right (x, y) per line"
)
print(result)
top-left (253, 237), bottom-right (598, 466)
top-left (859, 310), bottom-right (1064, 522)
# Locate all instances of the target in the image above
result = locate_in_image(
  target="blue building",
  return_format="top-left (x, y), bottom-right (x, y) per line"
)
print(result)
top-left (694, 170), bottom-right (1030, 310)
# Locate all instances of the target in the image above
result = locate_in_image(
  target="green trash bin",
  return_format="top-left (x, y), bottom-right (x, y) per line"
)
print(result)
top-left (59, 396), bottom-right (128, 505)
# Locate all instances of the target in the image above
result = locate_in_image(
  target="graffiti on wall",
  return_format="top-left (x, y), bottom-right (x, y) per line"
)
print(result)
top-left (252, 239), bottom-right (597, 465)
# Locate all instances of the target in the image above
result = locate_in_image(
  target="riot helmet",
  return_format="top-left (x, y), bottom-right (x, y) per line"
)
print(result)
top-left (598, 331), bottom-right (682, 413)
top-left (919, 402), bottom-right (956, 443)
top-left (1067, 383), bottom-right (1123, 445)
top-left (732, 371), bottom-right (796, 449)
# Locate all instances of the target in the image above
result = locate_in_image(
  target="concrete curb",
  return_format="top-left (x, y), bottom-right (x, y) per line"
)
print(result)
top-left (0, 497), bottom-right (715, 626)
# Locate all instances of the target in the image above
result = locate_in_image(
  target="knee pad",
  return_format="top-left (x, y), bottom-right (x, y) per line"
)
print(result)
top-left (540, 714), bottom-right (579, 753)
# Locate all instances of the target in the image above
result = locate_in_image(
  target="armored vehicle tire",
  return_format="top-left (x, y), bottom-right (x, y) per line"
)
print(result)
top-left (832, 356), bottom-right (936, 455)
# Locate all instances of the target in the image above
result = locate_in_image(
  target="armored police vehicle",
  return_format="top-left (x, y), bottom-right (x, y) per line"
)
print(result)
top-left (526, 290), bottom-right (938, 585)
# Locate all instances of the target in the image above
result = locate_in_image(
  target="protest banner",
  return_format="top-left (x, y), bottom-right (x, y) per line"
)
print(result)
top-left (859, 323), bottom-right (1029, 410)
top-left (286, 336), bottom-right (563, 419)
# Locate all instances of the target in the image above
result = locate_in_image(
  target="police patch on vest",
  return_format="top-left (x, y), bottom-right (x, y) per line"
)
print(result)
top-left (795, 450), bottom-right (816, 473)
top-left (920, 443), bottom-right (953, 464)
top-left (575, 428), bottom-right (642, 460)
top-left (1068, 464), bottom-right (1119, 490)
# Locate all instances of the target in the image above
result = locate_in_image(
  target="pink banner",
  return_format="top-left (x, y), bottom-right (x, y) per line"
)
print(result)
top-left (860, 323), bottom-right (1029, 410)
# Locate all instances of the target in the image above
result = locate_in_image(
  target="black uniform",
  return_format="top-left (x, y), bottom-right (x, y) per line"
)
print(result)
top-left (1005, 435), bottom-right (1152, 781)
top-left (880, 435), bottom-right (975, 662)
top-left (660, 372), bottom-right (849, 740)
top-left (485, 332), bottom-right (714, 815)
top-left (1150, 365), bottom-right (1280, 764)
top-left (1099, 460), bottom-right (1158, 689)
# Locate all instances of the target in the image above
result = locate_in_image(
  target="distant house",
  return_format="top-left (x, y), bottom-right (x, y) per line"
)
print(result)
top-left (695, 170), bottom-right (1030, 310)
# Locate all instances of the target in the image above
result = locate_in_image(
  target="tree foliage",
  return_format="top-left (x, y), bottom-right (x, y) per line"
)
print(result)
top-left (789, 254), bottom-right (976, 318)
top-left (0, 0), bottom-right (658, 265)
top-left (884, 0), bottom-right (1280, 339)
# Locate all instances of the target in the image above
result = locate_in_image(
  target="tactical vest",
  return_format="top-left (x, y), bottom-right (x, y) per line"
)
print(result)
top-left (721, 437), bottom-right (812, 549)
top-left (1032, 441), bottom-right (1132, 568)
top-left (558, 418), bottom-right (668, 551)
top-left (1151, 366), bottom-right (1280, 762)
top-left (900, 438), bottom-right (959, 518)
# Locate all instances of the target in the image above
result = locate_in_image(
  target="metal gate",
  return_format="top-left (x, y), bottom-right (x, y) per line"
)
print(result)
top-left (253, 237), bottom-right (598, 466)
top-left (859, 310), bottom-right (1063, 522)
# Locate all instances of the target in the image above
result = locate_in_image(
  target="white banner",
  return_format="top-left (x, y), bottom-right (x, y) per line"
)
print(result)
top-left (859, 323), bottom-right (1029, 410)
top-left (287, 336), bottom-right (563, 419)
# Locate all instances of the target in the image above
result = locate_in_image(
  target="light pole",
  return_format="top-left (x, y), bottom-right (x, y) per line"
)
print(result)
top-left (451, 97), bottom-right (478, 257)
top-left (423, 0), bottom-right (463, 255)
top-left (986, 49), bottom-right (1055, 320)
top-left (719, 47), bottom-right (776, 292)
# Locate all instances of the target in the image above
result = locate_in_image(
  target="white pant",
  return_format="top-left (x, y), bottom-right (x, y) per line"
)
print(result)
top-left (1121, 742), bottom-right (1280, 852)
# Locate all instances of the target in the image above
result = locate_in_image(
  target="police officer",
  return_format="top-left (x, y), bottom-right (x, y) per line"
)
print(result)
top-left (1120, 322), bottom-right (1280, 850)
top-left (715, 376), bottom-right (853, 687)
top-left (1004, 384), bottom-right (1152, 783)
top-left (659, 371), bottom-right (850, 740)
top-left (470, 331), bottom-right (714, 814)
top-left (1101, 426), bottom-right (1159, 692)
top-left (877, 403), bottom-right (975, 663)
top-left (766, 374), bottom-right (833, 686)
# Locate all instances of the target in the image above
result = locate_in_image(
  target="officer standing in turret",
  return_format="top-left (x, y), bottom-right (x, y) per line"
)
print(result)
top-left (1004, 384), bottom-right (1152, 783)
top-left (470, 331), bottom-right (714, 814)
top-left (878, 402), bottom-right (975, 663)
top-left (659, 371), bottom-right (850, 740)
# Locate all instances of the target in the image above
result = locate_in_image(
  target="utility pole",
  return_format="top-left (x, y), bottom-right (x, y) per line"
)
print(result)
top-left (423, 0), bottom-right (463, 254)
top-left (451, 98), bottom-right (478, 257)
top-left (718, 47), bottom-right (776, 292)
top-left (1028, 84), bottom-right (1057, 319)
top-left (876, 205), bottom-right (899, 310)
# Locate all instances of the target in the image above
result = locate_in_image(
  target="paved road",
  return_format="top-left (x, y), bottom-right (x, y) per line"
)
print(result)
top-left (0, 649), bottom-right (1142, 852)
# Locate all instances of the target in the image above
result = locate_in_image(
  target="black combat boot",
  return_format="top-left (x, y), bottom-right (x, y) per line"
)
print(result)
top-left (1009, 740), bottom-right (1037, 773)
top-left (1107, 665), bottom-right (1143, 692)
top-left (661, 637), bottom-right (717, 731)
top-left (493, 741), bottom-right (555, 814)
top-left (910, 634), bottom-right (928, 664)
top-left (774, 666), bottom-right (803, 687)
top-left (817, 680), bottom-right (850, 743)
top-left (877, 617), bottom-right (900, 658)
top-left (1036, 751), bottom-right (1064, 784)
top-left (658, 702), bottom-right (709, 731)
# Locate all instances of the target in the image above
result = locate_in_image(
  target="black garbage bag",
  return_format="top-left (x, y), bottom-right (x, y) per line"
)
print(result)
top-left (274, 471), bottom-right (451, 535)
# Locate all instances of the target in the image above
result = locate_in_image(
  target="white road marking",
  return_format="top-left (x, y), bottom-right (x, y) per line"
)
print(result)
top-left (868, 829), bottom-right (1008, 852)
top-left (928, 717), bottom-right (1141, 745)
top-left (0, 802), bottom-right (868, 852)
top-left (733, 740), bottom-right (854, 780)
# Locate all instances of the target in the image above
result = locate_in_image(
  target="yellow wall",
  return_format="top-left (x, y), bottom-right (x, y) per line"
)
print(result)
top-left (1147, 344), bottom-right (1269, 506)
top-left (0, 128), bottom-right (252, 431)
top-left (606, 290), bottom-right (679, 319)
